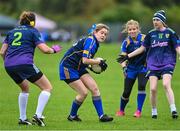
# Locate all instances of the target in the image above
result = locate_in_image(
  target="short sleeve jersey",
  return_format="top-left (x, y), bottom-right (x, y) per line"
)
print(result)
top-left (143, 28), bottom-right (179, 70)
top-left (121, 33), bottom-right (147, 69)
top-left (3, 25), bottom-right (44, 67)
top-left (60, 35), bottom-right (99, 70)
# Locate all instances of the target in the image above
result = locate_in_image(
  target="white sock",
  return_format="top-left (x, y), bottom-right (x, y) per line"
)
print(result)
top-left (18, 92), bottom-right (29, 121)
top-left (35, 91), bottom-right (51, 118)
top-left (152, 108), bottom-right (158, 116)
top-left (170, 104), bottom-right (177, 113)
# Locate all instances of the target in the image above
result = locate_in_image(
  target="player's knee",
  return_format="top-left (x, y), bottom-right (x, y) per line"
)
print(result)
top-left (91, 87), bottom-right (100, 96)
top-left (122, 92), bottom-right (130, 99)
top-left (162, 81), bottom-right (170, 89)
top-left (43, 85), bottom-right (53, 92)
top-left (150, 87), bottom-right (156, 93)
top-left (138, 85), bottom-right (146, 91)
top-left (81, 90), bottom-right (88, 99)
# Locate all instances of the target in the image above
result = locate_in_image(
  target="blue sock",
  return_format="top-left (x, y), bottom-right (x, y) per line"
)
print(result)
top-left (137, 91), bottom-right (146, 112)
top-left (70, 99), bottom-right (82, 117)
top-left (120, 97), bottom-right (129, 111)
top-left (92, 96), bottom-right (104, 117)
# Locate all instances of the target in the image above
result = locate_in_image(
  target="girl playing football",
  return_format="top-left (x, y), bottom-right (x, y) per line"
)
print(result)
top-left (0, 11), bottom-right (61, 126)
top-left (59, 23), bottom-right (113, 122)
top-left (116, 20), bottom-right (148, 118)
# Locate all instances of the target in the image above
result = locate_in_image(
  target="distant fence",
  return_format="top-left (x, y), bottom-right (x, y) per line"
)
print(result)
top-left (57, 22), bottom-right (180, 43)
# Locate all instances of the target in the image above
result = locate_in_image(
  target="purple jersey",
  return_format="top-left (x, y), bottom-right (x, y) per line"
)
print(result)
top-left (143, 28), bottom-right (179, 70)
top-left (3, 25), bottom-right (44, 67)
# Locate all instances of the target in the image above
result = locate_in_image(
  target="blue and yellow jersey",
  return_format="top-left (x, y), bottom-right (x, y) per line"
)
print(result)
top-left (3, 25), bottom-right (43, 67)
top-left (121, 33), bottom-right (147, 69)
top-left (142, 28), bottom-right (179, 70)
top-left (60, 35), bottom-right (99, 70)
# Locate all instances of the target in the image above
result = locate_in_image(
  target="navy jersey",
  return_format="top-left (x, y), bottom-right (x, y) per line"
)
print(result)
top-left (3, 25), bottom-right (44, 67)
top-left (143, 28), bottom-right (179, 70)
top-left (60, 35), bottom-right (99, 70)
top-left (121, 33), bottom-right (147, 69)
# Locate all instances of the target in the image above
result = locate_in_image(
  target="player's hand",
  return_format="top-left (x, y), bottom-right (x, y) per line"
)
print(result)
top-left (99, 60), bottom-right (108, 71)
top-left (122, 66), bottom-right (127, 77)
top-left (116, 55), bottom-right (129, 63)
top-left (51, 45), bottom-right (62, 53)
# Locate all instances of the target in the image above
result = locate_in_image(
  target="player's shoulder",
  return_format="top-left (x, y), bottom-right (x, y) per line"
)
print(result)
top-left (139, 33), bottom-right (146, 41)
top-left (85, 35), bottom-right (96, 43)
top-left (122, 37), bottom-right (130, 45)
top-left (166, 28), bottom-right (176, 34)
top-left (148, 29), bottom-right (156, 33)
top-left (141, 33), bottom-right (146, 38)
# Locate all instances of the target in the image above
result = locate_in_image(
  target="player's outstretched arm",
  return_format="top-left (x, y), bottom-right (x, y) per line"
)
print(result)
top-left (37, 43), bottom-right (62, 54)
top-left (128, 45), bottom-right (145, 58)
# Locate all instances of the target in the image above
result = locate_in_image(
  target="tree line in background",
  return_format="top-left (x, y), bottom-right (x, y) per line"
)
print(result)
top-left (0, 0), bottom-right (180, 26)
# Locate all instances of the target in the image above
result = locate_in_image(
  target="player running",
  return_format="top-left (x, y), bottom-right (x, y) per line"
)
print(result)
top-left (0, 11), bottom-right (61, 126)
top-left (59, 23), bottom-right (113, 122)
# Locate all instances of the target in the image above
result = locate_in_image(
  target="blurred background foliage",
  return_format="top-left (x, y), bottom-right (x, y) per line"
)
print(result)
top-left (0, 0), bottom-right (180, 24)
top-left (0, 0), bottom-right (179, 42)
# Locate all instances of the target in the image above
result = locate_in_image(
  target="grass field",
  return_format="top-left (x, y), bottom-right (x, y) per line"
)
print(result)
top-left (0, 43), bottom-right (180, 130)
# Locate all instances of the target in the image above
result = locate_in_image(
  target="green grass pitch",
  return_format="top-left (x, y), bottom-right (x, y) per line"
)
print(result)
top-left (0, 43), bottom-right (180, 130)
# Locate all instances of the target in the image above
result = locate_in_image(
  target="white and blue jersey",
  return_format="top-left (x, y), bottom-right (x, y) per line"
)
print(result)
top-left (143, 28), bottom-right (180, 71)
top-left (121, 33), bottom-right (147, 79)
top-left (59, 35), bottom-right (99, 80)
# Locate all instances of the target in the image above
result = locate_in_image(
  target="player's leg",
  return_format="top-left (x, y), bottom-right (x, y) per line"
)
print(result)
top-left (117, 77), bottom-right (136, 116)
top-left (5, 66), bottom-right (32, 125)
top-left (117, 68), bottom-right (137, 116)
top-left (31, 74), bottom-right (52, 126)
top-left (18, 80), bottom-right (32, 125)
top-left (149, 76), bottom-right (158, 118)
top-left (67, 79), bottom-right (88, 121)
top-left (162, 74), bottom-right (178, 119)
top-left (134, 73), bottom-right (148, 117)
top-left (80, 73), bottom-right (113, 122)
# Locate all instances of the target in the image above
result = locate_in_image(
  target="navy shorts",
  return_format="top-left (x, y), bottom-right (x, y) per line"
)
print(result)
top-left (146, 68), bottom-right (174, 80)
top-left (59, 65), bottom-right (89, 84)
top-left (5, 64), bottom-right (43, 84)
top-left (126, 66), bottom-right (147, 79)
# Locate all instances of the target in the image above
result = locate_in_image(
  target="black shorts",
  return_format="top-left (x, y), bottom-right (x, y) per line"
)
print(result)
top-left (5, 64), bottom-right (43, 84)
top-left (146, 68), bottom-right (174, 80)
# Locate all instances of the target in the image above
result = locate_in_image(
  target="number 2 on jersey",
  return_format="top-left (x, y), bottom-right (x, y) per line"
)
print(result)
top-left (12, 32), bottom-right (22, 46)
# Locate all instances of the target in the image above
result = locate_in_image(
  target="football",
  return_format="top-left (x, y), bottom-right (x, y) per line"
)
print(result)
top-left (91, 57), bottom-right (103, 73)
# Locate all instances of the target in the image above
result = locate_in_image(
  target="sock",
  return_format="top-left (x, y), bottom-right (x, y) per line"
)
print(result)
top-left (70, 99), bottom-right (82, 117)
top-left (170, 104), bottom-right (177, 113)
top-left (137, 91), bottom-right (146, 112)
top-left (152, 108), bottom-right (157, 116)
top-left (18, 92), bottom-right (29, 121)
top-left (35, 91), bottom-right (51, 118)
top-left (92, 96), bottom-right (104, 118)
top-left (120, 97), bottom-right (129, 112)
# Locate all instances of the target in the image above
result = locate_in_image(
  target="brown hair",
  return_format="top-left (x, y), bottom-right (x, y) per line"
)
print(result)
top-left (19, 11), bottom-right (35, 26)
top-left (95, 23), bottom-right (110, 32)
